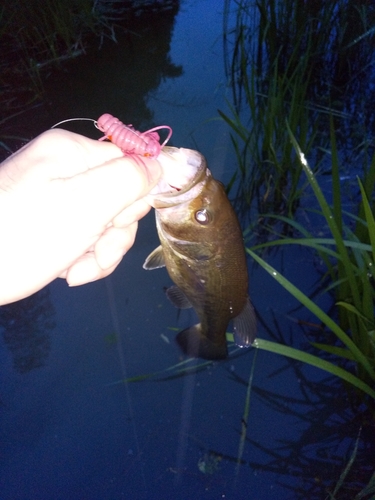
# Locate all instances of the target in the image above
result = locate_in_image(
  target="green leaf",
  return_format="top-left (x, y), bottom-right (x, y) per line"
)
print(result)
top-left (358, 178), bottom-right (375, 264)
top-left (286, 124), bottom-right (362, 311)
top-left (247, 248), bottom-right (375, 381)
top-left (311, 343), bottom-right (356, 361)
top-left (253, 339), bottom-right (375, 399)
top-left (336, 301), bottom-right (374, 325)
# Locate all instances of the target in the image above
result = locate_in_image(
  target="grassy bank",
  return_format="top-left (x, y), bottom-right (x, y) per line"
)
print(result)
top-left (0, 0), bottom-right (117, 124)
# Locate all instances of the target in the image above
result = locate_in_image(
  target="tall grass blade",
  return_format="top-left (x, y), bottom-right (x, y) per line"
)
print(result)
top-left (247, 248), bottom-right (375, 382)
top-left (358, 178), bottom-right (375, 265)
top-left (252, 338), bottom-right (375, 400)
top-left (286, 123), bottom-right (362, 311)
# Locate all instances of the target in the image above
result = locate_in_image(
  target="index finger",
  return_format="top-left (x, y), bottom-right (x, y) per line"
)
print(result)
top-left (57, 153), bottom-right (161, 230)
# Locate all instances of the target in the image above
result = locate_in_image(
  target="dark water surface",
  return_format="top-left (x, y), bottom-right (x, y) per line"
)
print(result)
top-left (0, 1), bottom-right (372, 499)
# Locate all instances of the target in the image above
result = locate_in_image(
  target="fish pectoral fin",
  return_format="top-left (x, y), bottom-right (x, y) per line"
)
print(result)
top-left (143, 245), bottom-right (165, 270)
top-left (233, 298), bottom-right (257, 348)
top-left (166, 286), bottom-right (192, 309)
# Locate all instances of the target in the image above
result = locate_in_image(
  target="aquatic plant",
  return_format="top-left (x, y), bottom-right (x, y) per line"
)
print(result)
top-left (220, 4), bottom-right (375, 489)
top-left (221, 0), bottom-right (375, 217)
top-left (219, 0), bottom-right (375, 402)
top-left (0, 0), bottom-right (117, 119)
top-left (246, 127), bottom-right (375, 401)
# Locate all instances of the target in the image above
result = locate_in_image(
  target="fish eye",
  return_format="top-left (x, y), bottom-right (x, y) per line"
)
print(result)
top-left (195, 209), bottom-right (211, 225)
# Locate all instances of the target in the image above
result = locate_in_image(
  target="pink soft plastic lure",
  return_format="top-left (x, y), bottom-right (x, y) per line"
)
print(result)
top-left (51, 115), bottom-right (173, 158)
top-left (96, 113), bottom-right (172, 158)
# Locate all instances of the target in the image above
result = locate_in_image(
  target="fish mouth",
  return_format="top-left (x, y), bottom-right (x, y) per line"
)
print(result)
top-left (147, 147), bottom-right (209, 208)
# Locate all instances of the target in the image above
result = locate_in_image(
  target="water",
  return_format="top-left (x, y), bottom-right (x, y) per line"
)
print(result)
top-left (0, 1), bottom-right (372, 499)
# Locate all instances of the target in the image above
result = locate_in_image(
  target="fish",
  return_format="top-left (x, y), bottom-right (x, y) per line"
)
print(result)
top-left (143, 147), bottom-right (256, 360)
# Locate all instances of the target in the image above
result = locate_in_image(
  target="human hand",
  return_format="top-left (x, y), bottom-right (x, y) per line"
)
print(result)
top-left (0, 128), bottom-right (162, 305)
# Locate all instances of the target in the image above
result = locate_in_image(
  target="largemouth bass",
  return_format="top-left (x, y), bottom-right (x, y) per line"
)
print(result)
top-left (143, 147), bottom-right (256, 360)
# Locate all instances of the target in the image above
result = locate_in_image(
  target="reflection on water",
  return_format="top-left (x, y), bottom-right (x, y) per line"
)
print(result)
top-left (0, 1), bottom-right (374, 499)
top-left (229, 359), bottom-right (375, 499)
top-left (0, 0), bottom-right (182, 160)
top-left (0, 289), bottom-right (55, 374)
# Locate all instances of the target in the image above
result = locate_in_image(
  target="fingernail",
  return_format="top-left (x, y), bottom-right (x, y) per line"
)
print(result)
top-left (67, 259), bottom-right (100, 286)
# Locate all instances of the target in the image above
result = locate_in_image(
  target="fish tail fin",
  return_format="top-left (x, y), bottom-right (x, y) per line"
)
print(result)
top-left (233, 298), bottom-right (257, 348)
top-left (176, 324), bottom-right (228, 360)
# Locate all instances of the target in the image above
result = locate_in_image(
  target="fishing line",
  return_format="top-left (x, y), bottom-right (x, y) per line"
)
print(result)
top-left (51, 117), bottom-right (97, 128)
top-left (104, 276), bottom-right (147, 492)
top-left (174, 357), bottom-right (199, 486)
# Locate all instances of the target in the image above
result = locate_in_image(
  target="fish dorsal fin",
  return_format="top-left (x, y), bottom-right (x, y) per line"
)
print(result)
top-left (166, 286), bottom-right (193, 309)
top-left (233, 298), bottom-right (257, 348)
top-left (143, 245), bottom-right (165, 270)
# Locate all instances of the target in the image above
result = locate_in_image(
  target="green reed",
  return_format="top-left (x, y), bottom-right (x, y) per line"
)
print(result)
top-left (0, 0), bottom-right (114, 111)
top-left (220, 0), bottom-right (375, 401)
top-left (221, 0), bottom-right (375, 217)
top-left (3, 0), bottom-right (92, 67)
top-left (246, 126), bottom-right (375, 400)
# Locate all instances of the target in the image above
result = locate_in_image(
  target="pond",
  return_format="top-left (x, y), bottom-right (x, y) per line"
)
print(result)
top-left (0, 1), bottom-right (373, 499)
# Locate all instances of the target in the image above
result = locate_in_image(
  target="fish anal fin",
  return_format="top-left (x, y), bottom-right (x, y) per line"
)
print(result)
top-left (166, 286), bottom-right (192, 309)
top-left (233, 298), bottom-right (257, 348)
top-left (143, 245), bottom-right (165, 270)
top-left (176, 324), bottom-right (228, 360)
